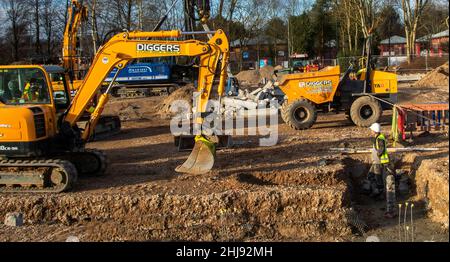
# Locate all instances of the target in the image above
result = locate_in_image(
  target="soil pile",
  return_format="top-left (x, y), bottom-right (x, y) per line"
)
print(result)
top-left (274, 65), bottom-right (283, 71)
top-left (414, 155), bottom-right (449, 228)
top-left (259, 66), bottom-right (275, 82)
top-left (414, 62), bottom-right (449, 88)
top-left (398, 62), bottom-right (449, 103)
top-left (236, 66), bottom-right (275, 87)
top-left (156, 85), bottom-right (194, 115)
top-left (236, 70), bottom-right (260, 86)
top-left (102, 96), bottom-right (164, 121)
top-left (117, 104), bottom-right (143, 121)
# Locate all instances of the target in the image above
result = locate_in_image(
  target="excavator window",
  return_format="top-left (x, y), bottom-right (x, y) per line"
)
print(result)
top-left (0, 68), bottom-right (51, 105)
top-left (49, 72), bottom-right (70, 110)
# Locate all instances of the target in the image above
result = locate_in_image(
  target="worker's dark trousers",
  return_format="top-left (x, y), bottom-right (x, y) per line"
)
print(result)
top-left (368, 163), bottom-right (385, 194)
top-left (368, 163), bottom-right (396, 214)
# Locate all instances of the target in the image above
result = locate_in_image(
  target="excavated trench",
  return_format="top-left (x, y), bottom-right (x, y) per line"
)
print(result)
top-left (342, 151), bottom-right (449, 239)
top-left (1, 150), bottom-right (446, 241)
top-left (0, 159), bottom-right (356, 241)
top-left (0, 149), bottom-right (448, 241)
top-left (403, 152), bottom-right (449, 228)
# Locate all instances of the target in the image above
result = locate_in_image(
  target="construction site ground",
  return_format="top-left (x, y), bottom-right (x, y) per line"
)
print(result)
top-left (0, 82), bottom-right (448, 242)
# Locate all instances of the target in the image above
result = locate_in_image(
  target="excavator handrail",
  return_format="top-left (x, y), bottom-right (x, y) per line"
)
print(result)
top-left (127, 30), bottom-right (181, 39)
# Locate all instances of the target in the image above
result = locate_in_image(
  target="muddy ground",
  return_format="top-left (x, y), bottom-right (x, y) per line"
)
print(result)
top-left (0, 82), bottom-right (448, 242)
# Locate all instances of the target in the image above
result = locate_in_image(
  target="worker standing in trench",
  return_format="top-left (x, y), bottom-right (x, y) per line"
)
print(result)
top-left (362, 123), bottom-right (396, 218)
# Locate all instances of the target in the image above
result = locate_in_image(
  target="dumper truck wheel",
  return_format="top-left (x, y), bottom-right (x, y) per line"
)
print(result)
top-left (281, 99), bottom-right (317, 130)
top-left (349, 96), bottom-right (382, 127)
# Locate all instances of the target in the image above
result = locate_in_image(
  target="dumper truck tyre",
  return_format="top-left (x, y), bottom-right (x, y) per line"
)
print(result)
top-left (281, 99), bottom-right (317, 130)
top-left (349, 96), bottom-right (382, 127)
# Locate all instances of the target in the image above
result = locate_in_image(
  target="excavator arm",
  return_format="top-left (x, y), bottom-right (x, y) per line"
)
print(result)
top-left (62, 0), bottom-right (87, 81)
top-left (63, 29), bottom-right (229, 174)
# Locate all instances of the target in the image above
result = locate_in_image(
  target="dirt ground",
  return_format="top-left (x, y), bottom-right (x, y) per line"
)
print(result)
top-left (0, 81), bottom-right (448, 242)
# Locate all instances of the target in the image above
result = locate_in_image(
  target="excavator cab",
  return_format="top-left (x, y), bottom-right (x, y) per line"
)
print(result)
top-left (0, 66), bottom-right (60, 158)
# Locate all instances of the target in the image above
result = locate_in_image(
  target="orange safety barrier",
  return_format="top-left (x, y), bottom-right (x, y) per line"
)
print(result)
top-left (399, 103), bottom-right (449, 132)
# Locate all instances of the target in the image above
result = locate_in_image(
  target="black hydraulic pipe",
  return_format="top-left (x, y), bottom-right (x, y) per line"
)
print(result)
top-left (152, 0), bottom-right (180, 32)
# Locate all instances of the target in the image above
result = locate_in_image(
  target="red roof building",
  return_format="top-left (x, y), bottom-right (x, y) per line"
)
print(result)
top-left (378, 30), bottom-right (449, 57)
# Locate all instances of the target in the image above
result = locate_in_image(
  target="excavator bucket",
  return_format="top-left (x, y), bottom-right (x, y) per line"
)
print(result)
top-left (175, 135), bottom-right (215, 175)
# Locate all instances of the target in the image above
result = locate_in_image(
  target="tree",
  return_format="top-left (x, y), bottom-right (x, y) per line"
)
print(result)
top-left (32, 0), bottom-right (42, 55)
top-left (400, 0), bottom-right (430, 63)
top-left (41, 0), bottom-right (54, 58)
top-left (332, 0), bottom-right (362, 56)
top-left (90, 0), bottom-right (99, 53)
top-left (217, 0), bottom-right (225, 18)
top-left (310, 0), bottom-right (335, 58)
top-left (417, 1), bottom-right (448, 36)
top-left (125, 0), bottom-right (134, 31)
top-left (376, 4), bottom-right (403, 40)
top-left (1, 0), bottom-right (30, 61)
top-left (231, 0), bottom-right (267, 70)
top-left (290, 13), bottom-right (314, 55)
top-left (353, 0), bottom-right (381, 38)
top-left (265, 17), bottom-right (287, 64)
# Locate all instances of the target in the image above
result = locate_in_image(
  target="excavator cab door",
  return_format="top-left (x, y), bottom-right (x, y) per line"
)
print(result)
top-left (49, 72), bottom-right (71, 112)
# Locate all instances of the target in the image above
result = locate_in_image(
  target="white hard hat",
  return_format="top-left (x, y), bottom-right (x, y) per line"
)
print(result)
top-left (369, 123), bottom-right (381, 133)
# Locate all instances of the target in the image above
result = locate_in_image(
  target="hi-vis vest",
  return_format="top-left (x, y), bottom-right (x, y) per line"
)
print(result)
top-left (374, 133), bottom-right (389, 164)
top-left (22, 83), bottom-right (38, 101)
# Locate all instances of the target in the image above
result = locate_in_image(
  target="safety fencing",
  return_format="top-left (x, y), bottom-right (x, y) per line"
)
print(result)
top-left (336, 53), bottom-right (449, 74)
top-left (391, 103), bottom-right (449, 144)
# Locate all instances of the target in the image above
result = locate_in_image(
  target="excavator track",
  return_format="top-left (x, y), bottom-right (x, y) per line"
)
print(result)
top-left (0, 159), bottom-right (78, 193)
top-left (59, 149), bottom-right (108, 177)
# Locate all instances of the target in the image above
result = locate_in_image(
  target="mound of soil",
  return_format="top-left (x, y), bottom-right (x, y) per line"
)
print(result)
top-left (414, 62), bottom-right (449, 88)
top-left (414, 155), bottom-right (449, 228)
top-left (117, 104), bottom-right (143, 121)
top-left (103, 99), bottom-right (152, 121)
top-left (236, 70), bottom-right (260, 86)
top-left (274, 65), bottom-right (283, 71)
top-left (236, 66), bottom-right (275, 87)
top-left (156, 85), bottom-right (194, 116)
top-left (259, 66), bottom-right (275, 81)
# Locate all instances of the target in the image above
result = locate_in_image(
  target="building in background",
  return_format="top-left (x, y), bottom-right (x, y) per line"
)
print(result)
top-left (229, 36), bottom-right (288, 73)
top-left (417, 29), bottom-right (449, 56)
top-left (378, 35), bottom-right (413, 56)
top-left (379, 30), bottom-right (449, 57)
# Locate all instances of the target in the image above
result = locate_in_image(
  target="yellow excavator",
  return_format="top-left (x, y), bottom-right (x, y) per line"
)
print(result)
top-left (62, 0), bottom-right (88, 84)
top-left (0, 29), bottom-right (229, 192)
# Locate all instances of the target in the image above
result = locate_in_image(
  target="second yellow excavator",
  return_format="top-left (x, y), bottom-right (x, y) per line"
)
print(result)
top-left (0, 29), bottom-right (229, 192)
